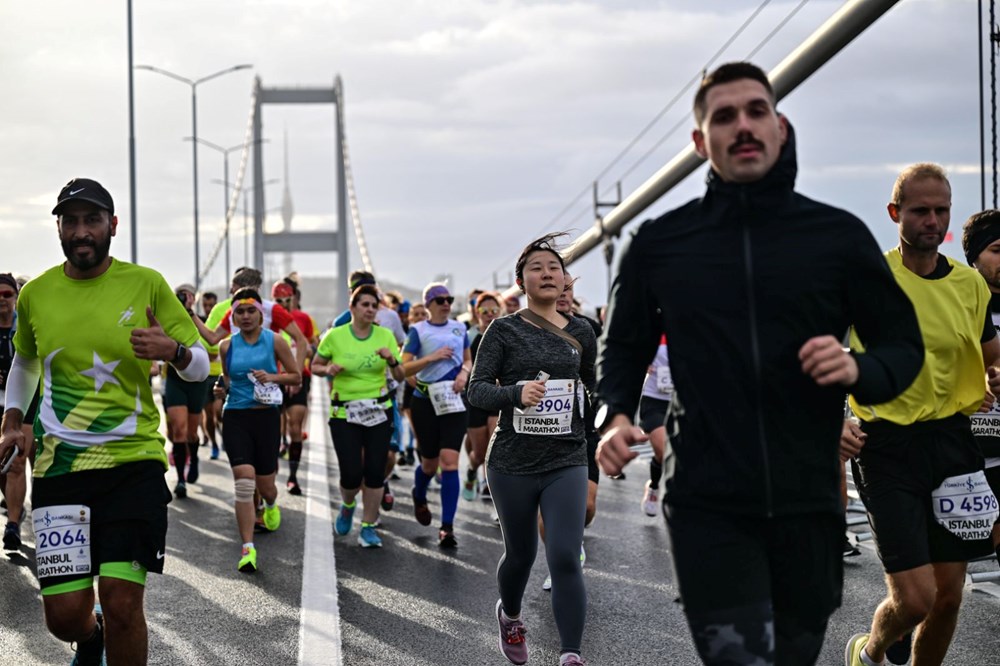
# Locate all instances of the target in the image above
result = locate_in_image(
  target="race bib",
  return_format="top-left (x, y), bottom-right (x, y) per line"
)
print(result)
top-left (33, 505), bottom-right (92, 580)
top-left (972, 412), bottom-right (1000, 438)
top-left (656, 366), bottom-right (673, 394)
top-left (514, 379), bottom-right (575, 435)
top-left (931, 471), bottom-right (1000, 541)
top-left (428, 381), bottom-right (466, 416)
top-left (249, 373), bottom-right (283, 406)
top-left (346, 399), bottom-right (388, 427)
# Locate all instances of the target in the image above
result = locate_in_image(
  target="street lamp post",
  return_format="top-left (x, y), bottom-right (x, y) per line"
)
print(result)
top-left (186, 137), bottom-right (243, 281)
top-left (222, 178), bottom-right (279, 268)
top-left (135, 63), bottom-right (251, 289)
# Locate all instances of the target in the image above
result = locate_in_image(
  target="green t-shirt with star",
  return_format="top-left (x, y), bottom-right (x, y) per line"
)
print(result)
top-left (316, 323), bottom-right (400, 419)
top-left (15, 259), bottom-right (202, 477)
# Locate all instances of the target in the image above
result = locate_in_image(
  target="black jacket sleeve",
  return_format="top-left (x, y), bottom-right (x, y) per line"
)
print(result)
top-left (594, 223), bottom-right (662, 422)
top-left (847, 237), bottom-right (924, 405)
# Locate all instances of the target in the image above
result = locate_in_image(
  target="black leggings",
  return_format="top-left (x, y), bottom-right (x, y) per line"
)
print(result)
top-left (488, 465), bottom-right (588, 654)
top-left (329, 416), bottom-right (392, 489)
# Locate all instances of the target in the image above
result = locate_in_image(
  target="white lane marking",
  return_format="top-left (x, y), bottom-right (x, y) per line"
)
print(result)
top-left (298, 385), bottom-right (342, 666)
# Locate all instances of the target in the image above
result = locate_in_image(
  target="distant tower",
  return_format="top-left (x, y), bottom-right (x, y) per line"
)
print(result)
top-left (280, 128), bottom-right (294, 277)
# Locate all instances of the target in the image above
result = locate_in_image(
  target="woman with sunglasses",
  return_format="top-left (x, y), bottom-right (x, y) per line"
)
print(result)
top-left (312, 285), bottom-right (405, 548)
top-left (463, 291), bottom-right (503, 501)
top-left (401, 283), bottom-right (471, 548)
top-left (218, 288), bottom-right (300, 573)
top-left (467, 233), bottom-right (597, 666)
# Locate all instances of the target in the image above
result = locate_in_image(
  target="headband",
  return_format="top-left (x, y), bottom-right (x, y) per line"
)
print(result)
top-left (233, 298), bottom-right (264, 315)
top-left (965, 223), bottom-right (1000, 266)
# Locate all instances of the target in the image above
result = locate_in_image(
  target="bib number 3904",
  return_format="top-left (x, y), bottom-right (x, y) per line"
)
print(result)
top-left (513, 379), bottom-right (575, 435)
top-left (33, 504), bottom-right (92, 579)
top-left (932, 471), bottom-right (1000, 541)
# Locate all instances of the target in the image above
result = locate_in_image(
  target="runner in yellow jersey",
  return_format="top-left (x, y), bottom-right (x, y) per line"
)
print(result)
top-left (0, 178), bottom-right (209, 666)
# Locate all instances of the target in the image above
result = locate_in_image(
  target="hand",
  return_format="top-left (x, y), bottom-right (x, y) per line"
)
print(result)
top-left (979, 389), bottom-right (996, 413)
top-left (429, 346), bottom-right (453, 362)
top-left (251, 369), bottom-right (272, 384)
top-left (520, 380), bottom-right (546, 408)
top-left (130, 307), bottom-right (178, 362)
top-left (839, 419), bottom-right (866, 462)
top-left (798, 335), bottom-right (858, 387)
top-left (149, 362), bottom-right (161, 378)
top-left (327, 363), bottom-right (344, 377)
top-left (596, 415), bottom-right (648, 476)
top-left (452, 371), bottom-right (467, 394)
top-left (0, 425), bottom-right (26, 471)
top-left (989, 367), bottom-right (1000, 397)
top-left (376, 347), bottom-right (394, 361)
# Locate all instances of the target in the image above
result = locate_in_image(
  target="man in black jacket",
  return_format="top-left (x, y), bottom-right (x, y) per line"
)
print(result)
top-left (594, 62), bottom-right (924, 665)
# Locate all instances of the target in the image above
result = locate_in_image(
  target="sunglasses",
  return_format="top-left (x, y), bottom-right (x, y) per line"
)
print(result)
top-left (478, 306), bottom-right (500, 315)
top-left (432, 296), bottom-right (455, 305)
top-left (275, 297), bottom-right (292, 305)
top-left (0, 291), bottom-right (15, 299)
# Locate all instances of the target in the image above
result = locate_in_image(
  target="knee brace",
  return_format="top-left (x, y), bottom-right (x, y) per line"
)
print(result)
top-left (234, 478), bottom-right (256, 503)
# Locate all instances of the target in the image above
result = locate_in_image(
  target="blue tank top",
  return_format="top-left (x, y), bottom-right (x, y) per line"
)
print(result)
top-left (224, 329), bottom-right (278, 410)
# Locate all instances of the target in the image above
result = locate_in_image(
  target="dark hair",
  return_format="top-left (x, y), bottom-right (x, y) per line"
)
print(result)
top-left (514, 232), bottom-right (568, 292)
top-left (351, 284), bottom-right (380, 307)
top-left (202, 291), bottom-right (217, 300)
top-left (962, 209), bottom-right (1000, 265)
top-left (693, 62), bottom-right (775, 127)
top-left (232, 287), bottom-right (262, 304)
top-left (232, 268), bottom-right (262, 289)
top-left (348, 270), bottom-right (376, 290)
top-left (476, 290), bottom-right (501, 308)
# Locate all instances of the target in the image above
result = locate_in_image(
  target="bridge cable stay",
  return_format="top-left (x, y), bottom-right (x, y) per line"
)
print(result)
top-left (340, 121), bottom-right (375, 276)
top-left (197, 86), bottom-right (258, 286)
top-left (991, 0), bottom-right (998, 208)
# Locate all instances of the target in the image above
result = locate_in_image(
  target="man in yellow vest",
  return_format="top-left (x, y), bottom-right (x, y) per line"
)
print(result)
top-left (846, 163), bottom-right (1000, 666)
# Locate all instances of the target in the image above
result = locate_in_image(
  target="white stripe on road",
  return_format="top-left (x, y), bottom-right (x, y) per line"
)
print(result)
top-left (298, 387), bottom-right (342, 666)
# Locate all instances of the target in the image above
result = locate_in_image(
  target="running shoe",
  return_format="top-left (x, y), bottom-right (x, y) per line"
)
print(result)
top-left (187, 454), bottom-right (199, 484)
top-left (287, 479), bottom-right (302, 496)
top-left (210, 442), bottom-right (220, 460)
top-left (580, 544), bottom-right (586, 568)
top-left (844, 633), bottom-right (869, 666)
top-left (434, 466), bottom-right (442, 485)
top-left (560, 654), bottom-right (586, 665)
top-left (262, 502), bottom-right (281, 532)
top-left (381, 483), bottom-right (394, 512)
top-left (495, 599), bottom-right (528, 665)
top-left (238, 546), bottom-right (257, 573)
top-left (542, 574), bottom-right (552, 592)
top-left (481, 481), bottom-right (491, 500)
top-left (641, 480), bottom-right (659, 517)
top-left (885, 631), bottom-right (912, 666)
top-left (462, 468), bottom-right (479, 501)
top-left (335, 503), bottom-right (356, 536)
top-left (404, 449), bottom-right (416, 466)
top-left (70, 604), bottom-right (105, 666)
top-left (843, 536), bottom-right (861, 558)
top-left (174, 481), bottom-right (187, 499)
top-left (439, 524), bottom-right (458, 548)
top-left (412, 489), bottom-right (432, 526)
top-left (3, 521), bottom-right (21, 551)
top-left (358, 524), bottom-right (383, 548)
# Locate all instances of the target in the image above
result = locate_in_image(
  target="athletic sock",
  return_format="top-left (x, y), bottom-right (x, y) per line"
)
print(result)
top-left (342, 500), bottom-right (356, 509)
top-left (501, 607), bottom-right (520, 622)
top-left (188, 440), bottom-right (200, 460)
top-left (860, 648), bottom-right (884, 666)
top-left (440, 470), bottom-right (459, 525)
top-left (414, 466), bottom-right (432, 501)
top-left (288, 441), bottom-right (303, 480)
top-left (242, 541), bottom-right (254, 550)
top-left (649, 458), bottom-right (663, 487)
top-left (172, 441), bottom-right (188, 480)
top-left (466, 467), bottom-right (477, 483)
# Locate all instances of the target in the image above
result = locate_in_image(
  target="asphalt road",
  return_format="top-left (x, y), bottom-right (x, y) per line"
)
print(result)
top-left (3, 386), bottom-right (1000, 665)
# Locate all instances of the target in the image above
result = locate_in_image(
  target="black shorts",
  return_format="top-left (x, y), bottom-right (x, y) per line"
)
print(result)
top-left (31, 460), bottom-right (171, 591)
top-left (222, 408), bottom-right (281, 475)
top-left (163, 374), bottom-right (211, 414)
top-left (402, 382), bottom-right (415, 411)
top-left (465, 394), bottom-right (498, 429)
top-left (409, 396), bottom-right (467, 459)
top-left (638, 395), bottom-right (669, 433)
top-left (666, 504), bottom-right (843, 621)
top-left (283, 373), bottom-right (312, 408)
top-left (853, 414), bottom-right (994, 573)
top-left (985, 464), bottom-right (1000, 500)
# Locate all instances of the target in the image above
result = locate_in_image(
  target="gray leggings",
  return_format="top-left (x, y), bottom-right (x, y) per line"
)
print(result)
top-left (487, 465), bottom-right (588, 654)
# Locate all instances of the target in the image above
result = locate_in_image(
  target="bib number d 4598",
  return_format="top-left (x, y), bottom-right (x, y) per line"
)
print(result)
top-left (33, 504), bottom-right (92, 580)
top-left (932, 471), bottom-right (1000, 541)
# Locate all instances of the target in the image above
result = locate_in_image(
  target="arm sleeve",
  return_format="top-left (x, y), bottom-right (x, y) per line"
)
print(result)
top-left (594, 225), bottom-right (662, 421)
top-left (5, 353), bottom-right (40, 414)
top-left (467, 323), bottom-right (522, 411)
top-left (174, 340), bottom-right (210, 383)
top-left (847, 231), bottom-right (924, 405)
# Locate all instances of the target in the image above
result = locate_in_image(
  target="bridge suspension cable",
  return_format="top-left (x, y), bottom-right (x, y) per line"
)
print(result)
top-left (341, 121), bottom-right (375, 276)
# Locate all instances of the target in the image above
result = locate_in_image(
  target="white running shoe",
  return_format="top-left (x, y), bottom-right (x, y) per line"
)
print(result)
top-left (641, 480), bottom-right (659, 517)
top-left (542, 574), bottom-right (552, 591)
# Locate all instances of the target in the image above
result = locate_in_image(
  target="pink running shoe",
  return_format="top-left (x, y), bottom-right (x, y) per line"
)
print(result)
top-left (495, 599), bottom-right (528, 665)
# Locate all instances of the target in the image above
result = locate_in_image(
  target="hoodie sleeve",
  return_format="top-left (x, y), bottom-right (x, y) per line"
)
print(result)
top-left (846, 231), bottom-right (924, 404)
top-left (594, 222), bottom-right (662, 423)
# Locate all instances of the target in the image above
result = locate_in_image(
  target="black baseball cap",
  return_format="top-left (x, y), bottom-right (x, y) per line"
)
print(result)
top-left (52, 178), bottom-right (115, 216)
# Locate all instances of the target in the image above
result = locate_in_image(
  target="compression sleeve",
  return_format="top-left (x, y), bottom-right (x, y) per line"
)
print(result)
top-left (5, 353), bottom-right (40, 414)
top-left (174, 340), bottom-right (210, 383)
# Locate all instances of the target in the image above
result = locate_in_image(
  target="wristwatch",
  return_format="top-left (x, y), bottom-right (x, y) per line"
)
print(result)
top-left (593, 403), bottom-right (624, 432)
top-left (388, 358), bottom-right (400, 368)
top-left (173, 343), bottom-right (188, 364)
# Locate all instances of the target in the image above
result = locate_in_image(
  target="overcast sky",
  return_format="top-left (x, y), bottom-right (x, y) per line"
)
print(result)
top-left (0, 0), bottom-right (987, 309)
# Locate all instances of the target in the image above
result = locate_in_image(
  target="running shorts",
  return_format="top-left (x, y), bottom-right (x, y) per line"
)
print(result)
top-left (222, 408), bottom-right (281, 475)
top-left (410, 396), bottom-right (467, 459)
top-left (163, 374), bottom-right (212, 414)
top-left (282, 373), bottom-right (311, 408)
top-left (639, 395), bottom-right (669, 433)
